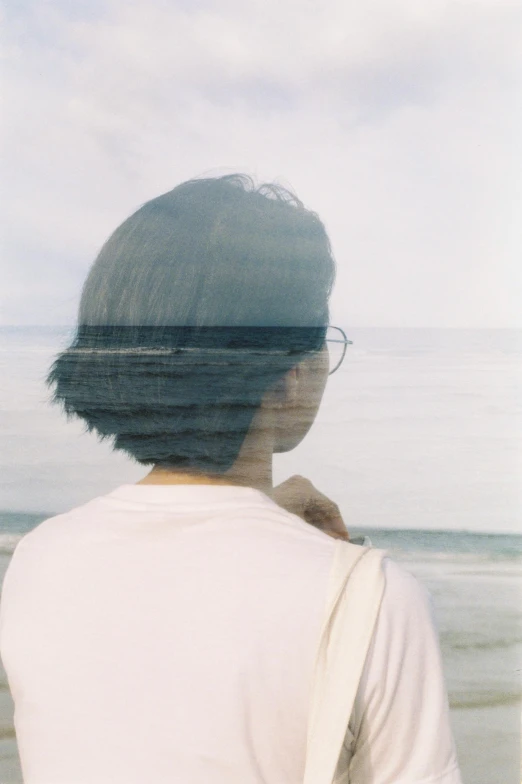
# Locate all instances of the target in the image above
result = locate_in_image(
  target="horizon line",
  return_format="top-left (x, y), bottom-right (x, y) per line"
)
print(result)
top-left (1, 324), bottom-right (522, 331)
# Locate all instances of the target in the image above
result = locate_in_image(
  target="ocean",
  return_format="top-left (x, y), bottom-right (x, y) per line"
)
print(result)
top-left (1, 326), bottom-right (521, 783)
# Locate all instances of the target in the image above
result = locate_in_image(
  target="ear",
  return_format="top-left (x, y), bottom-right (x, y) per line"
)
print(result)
top-left (262, 366), bottom-right (299, 409)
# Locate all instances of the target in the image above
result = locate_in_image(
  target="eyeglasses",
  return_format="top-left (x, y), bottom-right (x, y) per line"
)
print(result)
top-left (326, 326), bottom-right (353, 375)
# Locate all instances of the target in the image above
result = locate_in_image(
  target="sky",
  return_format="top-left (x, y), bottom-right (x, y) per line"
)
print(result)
top-left (1, 0), bottom-right (521, 328)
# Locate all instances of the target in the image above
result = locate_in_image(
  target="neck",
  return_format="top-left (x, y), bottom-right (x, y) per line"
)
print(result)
top-left (137, 411), bottom-right (276, 496)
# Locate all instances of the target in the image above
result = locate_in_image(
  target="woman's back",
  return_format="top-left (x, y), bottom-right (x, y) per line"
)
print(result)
top-left (0, 485), bottom-right (335, 783)
top-left (0, 483), bottom-right (461, 784)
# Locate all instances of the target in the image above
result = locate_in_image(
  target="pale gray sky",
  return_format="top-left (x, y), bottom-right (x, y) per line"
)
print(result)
top-left (2, 0), bottom-right (521, 327)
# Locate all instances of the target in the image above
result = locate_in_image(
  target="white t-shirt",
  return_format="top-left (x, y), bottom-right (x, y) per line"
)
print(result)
top-left (0, 484), bottom-right (461, 784)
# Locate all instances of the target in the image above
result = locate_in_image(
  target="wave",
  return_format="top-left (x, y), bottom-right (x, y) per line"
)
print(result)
top-left (442, 635), bottom-right (522, 652)
top-left (390, 550), bottom-right (522, 567)
top-left (450, 692), bottom-right (522, 710)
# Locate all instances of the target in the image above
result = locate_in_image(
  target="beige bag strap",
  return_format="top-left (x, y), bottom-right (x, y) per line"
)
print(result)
top-left (303, 542), bottom-right (386, 784)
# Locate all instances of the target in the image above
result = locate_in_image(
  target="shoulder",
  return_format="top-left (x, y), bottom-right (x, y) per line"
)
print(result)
top-left (379, 556), bottom-right (434, 624)
top-left (362, 557), bottom-right (440, 678)
top-left (351, 555), bottom-right (442, 723)
top-left (1, 498), bottom-right (107, 595)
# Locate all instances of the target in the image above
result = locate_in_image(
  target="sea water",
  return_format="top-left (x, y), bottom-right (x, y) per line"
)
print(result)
top-left (0, 326), bottom-right (521, 783)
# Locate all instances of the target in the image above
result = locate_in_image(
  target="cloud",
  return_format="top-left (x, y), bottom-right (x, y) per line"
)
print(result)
top-left (2, 0), bottom-right (521, 326)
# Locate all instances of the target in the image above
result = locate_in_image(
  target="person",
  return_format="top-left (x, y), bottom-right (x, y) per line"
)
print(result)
top-left (0, 175), bottom-right (462, 783)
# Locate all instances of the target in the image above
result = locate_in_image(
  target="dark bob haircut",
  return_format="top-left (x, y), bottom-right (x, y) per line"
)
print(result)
top-left (47, 174), bottom-right (336, 473)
